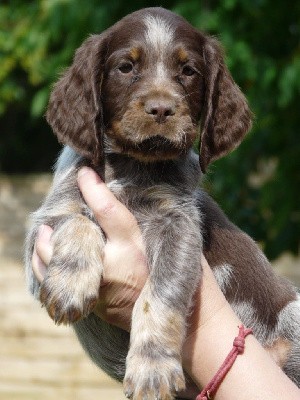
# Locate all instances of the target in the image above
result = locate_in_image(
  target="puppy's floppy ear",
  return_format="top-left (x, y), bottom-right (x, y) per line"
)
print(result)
top-left (46, 34), bottom-right (107, 163)
top-left (199, 38), bottom-right (252, 172)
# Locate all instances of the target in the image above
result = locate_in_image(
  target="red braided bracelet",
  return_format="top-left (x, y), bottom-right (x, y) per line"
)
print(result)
top-left (196, 325), bottom-right (253, 400)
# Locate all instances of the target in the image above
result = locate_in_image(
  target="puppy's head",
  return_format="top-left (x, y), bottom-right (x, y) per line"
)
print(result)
top-left (46, 7), bottom-right (252, 172)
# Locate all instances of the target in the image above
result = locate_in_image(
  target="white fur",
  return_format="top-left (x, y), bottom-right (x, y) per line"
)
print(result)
top-left (144, 15), bottom-right (174, 85)
top-left (144, 15), bottom-right (174, 52)
top-left (232, 294), bottom-right (300, 346)
top-left (156, 61), bottom-right (167, 83)
top-left (277, 294), bottom-right (300, 339)
top-left (213, 263), bottom-right (234, 293)
top-left (231, 300), bottom-right (273, 343)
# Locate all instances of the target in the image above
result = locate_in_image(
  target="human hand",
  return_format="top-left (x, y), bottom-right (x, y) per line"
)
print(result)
top-left (32, 167), bottom-right (148, 331)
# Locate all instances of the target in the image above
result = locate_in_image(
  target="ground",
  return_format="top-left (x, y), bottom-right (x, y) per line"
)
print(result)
top-left (0, 174), bottom-right (299, 400)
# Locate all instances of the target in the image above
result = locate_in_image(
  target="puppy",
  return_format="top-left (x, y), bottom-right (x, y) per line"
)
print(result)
top-left (25, 7), bottom-right (300, 399)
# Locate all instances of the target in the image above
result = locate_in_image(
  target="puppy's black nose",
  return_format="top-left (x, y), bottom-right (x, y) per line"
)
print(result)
top-left (145, 99), bottom-right (176, 123)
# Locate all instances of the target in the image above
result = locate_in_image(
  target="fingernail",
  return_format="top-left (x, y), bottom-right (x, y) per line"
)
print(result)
top-left (77, 167), bottom-right (103, 183)
top-left (77, 166), bottom-right (91, 178)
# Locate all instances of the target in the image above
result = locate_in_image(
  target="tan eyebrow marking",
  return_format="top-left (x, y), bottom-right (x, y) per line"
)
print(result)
top-left (177, 47), bottom-right (189, 63)
top-left (129, 47), bottom-right (141, 61)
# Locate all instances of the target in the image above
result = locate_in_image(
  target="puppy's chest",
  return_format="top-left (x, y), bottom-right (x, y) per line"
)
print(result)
top-left (107, 179), bottom-right (198, 224)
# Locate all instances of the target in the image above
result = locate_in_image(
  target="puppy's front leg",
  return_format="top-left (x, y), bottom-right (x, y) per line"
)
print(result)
top-left (39, 214), bottom-right (104, 325)
top-left (124, 282), bottom-right (186, 400)
top-left (124, 209), bottom-right (202, 400)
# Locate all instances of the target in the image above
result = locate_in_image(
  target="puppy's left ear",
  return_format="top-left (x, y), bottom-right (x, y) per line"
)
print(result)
top-left (200, 38), bottom-right (253, 172)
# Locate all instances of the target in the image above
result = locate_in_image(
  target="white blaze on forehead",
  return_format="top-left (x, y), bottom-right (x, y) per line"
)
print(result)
top-left (144, 15), bottom-right (174, 83)
top-left (144, 14), bottom-right (174, 52)
top-left (156, 61), bottom-right (167, 83)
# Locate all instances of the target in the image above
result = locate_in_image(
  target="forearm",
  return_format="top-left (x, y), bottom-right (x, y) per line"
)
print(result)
top-left (182, 263), bottom-right (300, 400)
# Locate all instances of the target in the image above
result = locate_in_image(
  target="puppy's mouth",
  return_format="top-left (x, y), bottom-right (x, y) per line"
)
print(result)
top-left (136, 136), bottom-right (182, 152)
top-left (109, 135), bottom-right (187, 162)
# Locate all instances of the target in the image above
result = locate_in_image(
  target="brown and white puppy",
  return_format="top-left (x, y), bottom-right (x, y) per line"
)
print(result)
top-left (24, 7), bottom-right (300, 400)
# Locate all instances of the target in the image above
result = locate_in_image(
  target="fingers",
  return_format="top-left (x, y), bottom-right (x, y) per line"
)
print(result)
top-left (77, 167), bottom-right (141, 243)
top-left (32, 225), bottom-right (53, 283)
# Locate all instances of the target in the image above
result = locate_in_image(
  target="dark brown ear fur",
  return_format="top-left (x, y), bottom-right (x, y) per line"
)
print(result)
top-left (200, 38), bottom-right (253, 172)
top-left (46, 34), bottom-right (107, 163)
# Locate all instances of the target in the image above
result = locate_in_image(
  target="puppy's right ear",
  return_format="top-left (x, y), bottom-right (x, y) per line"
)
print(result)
top-left (46, 34), bottom-right (107, 163)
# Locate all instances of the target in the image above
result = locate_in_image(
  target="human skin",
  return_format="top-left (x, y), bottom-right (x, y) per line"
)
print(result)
top-left (32, 167), bottom-right (300, 400)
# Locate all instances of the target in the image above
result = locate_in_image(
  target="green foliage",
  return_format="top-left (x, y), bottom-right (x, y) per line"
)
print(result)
top-left (0, 0), bottom-right (299, 259)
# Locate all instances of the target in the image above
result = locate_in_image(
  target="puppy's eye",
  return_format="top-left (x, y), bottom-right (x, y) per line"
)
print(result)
top-left (182, 65), bottom-right (196, 76)
top-left (118, 62), bottom-right (133, 74)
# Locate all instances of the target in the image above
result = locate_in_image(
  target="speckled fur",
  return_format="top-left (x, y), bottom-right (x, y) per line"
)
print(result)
top-left (24, 7), bottom-right (300, 399)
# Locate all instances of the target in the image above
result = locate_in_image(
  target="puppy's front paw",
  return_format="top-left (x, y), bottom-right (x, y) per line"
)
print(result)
top-left (40, 267), bottom-right (100, 325)
top-left (124, 354), bottom-right (185, 400)
top-left (39, 215), bottom-right (104, 324)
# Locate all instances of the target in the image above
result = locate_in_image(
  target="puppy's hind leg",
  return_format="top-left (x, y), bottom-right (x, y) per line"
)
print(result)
top-left (39, 214), bottom-right (104, 325)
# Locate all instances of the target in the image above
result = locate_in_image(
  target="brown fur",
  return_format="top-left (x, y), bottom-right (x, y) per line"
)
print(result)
top-left (24, 8), bottom-right (300, 399)
top-left (46, 8), bottom-right (251, 173)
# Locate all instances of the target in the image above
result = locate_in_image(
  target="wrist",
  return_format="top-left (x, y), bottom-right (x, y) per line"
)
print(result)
top-left (183, 257), bottom-right (236, 367)
top-left (183, 299), bottom-right (241, 389)
top-left (182, 282), bottom-right (300, 400)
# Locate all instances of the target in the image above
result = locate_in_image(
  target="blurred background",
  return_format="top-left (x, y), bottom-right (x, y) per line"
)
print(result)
top-left (0, 0), bottom-right (299, 399)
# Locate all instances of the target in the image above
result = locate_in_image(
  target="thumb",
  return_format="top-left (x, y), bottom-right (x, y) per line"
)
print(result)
top-left (77, 167), bottom-right (141, 243)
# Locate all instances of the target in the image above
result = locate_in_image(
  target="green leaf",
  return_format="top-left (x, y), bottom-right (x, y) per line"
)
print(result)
top-left (31, 87), bottom-right (49, 117)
